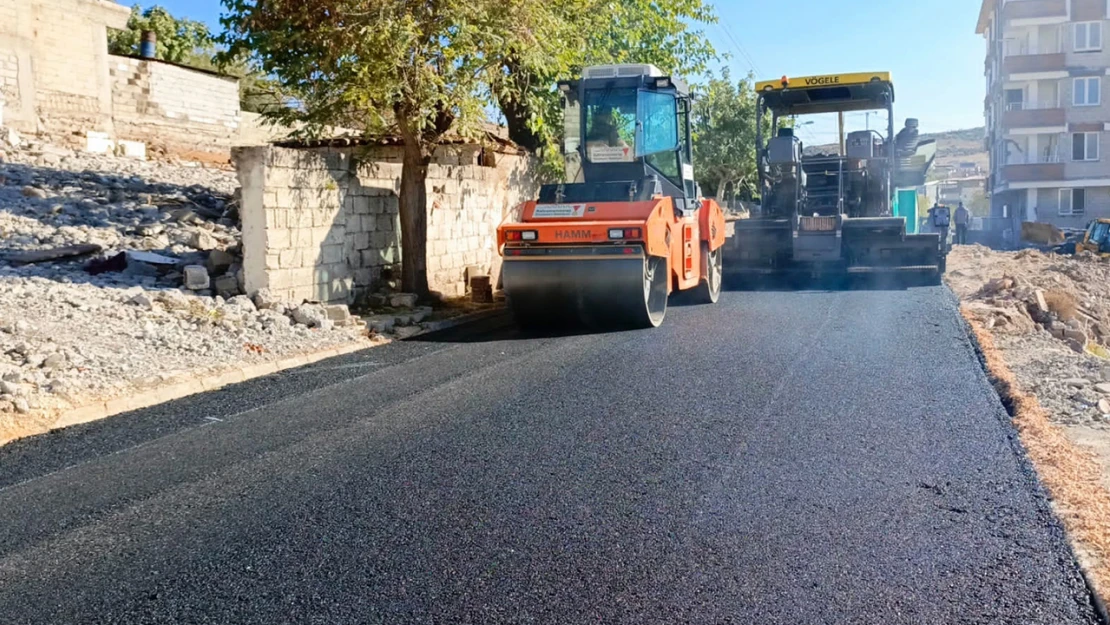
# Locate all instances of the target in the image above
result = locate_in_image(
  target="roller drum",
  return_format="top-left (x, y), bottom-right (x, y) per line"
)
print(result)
top-left (502, 248), bottom-right (668, 330)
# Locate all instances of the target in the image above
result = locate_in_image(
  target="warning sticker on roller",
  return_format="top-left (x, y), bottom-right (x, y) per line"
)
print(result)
top-left (588, 146), bottom-right (634, 163)
top-left (532, 204), bottom-right (587, 219)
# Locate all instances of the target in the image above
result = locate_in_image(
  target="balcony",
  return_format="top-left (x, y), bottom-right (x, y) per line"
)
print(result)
top-left (1003, 162), bottom-right (1065, 182)
top-left (1001, 0), bottom-right (1068, 22)
top-left (1002, 103), bottom-right (1065, 128)
top-left (1003, 52), bottom-right (1066, 75)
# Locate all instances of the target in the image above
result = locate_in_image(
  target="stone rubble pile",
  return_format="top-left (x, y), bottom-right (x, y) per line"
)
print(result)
top-left (0, 133), bottom-right (386, 420)
top-left (947, 245), bottom-right (1110, 426)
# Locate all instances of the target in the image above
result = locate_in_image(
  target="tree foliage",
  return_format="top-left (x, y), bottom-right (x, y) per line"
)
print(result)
top-left (219, 0), bottom-right (561, 295)
top-left (109, 4), bottom-right (283, 114)
top-left (108, 4), bottom-right (216, 65)
top-left (691, 69), bottom-right (770, 204)
top-left (493, 0), bottom-right (718, 162)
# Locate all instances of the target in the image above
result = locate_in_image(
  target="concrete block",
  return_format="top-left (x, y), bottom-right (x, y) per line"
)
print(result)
top-left (85, 131), bottom-right (114, 154)
top-left (265, 209), bottom-right (287, 229)
top-left (268, 228), bottom-right (291, 250)
top-left (321, 244), bottom-right (345, 265)
top-left (320, 228), bottom-right (342, 246)
top-left (348, 196), bottom-right (366, 215)
top-left (291, 227), bottom-right (313, 249)
top-left (353, 268), bottom-right (375, 286)
top-left (265, 253), bottom-right (281, 270)
top-left (290, 209), bottom-right (314, 229)
top-left (278, 249), bottom-right (301, 268)
top-left (116, 140), bottom-right (147, 160)
top-left (371, 231), bottom-right (394, 249)
top-left (361, 249), bottom-right (383, 267)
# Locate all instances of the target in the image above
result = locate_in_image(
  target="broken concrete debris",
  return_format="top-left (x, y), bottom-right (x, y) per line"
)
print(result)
top-left (948, 245), bottom-right (1110, 426)
top-left (0, 136), bottom-right (473, 422)
top-left (183, 265), bottom-right (210, 291)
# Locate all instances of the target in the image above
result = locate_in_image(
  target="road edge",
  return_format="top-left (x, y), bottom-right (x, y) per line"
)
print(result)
top-left (410, 307), bottom-right (506, 336)
top-left (962, 307), bottom-right (1110, 624)
top-left (0, 306), bottom-right (506, 447)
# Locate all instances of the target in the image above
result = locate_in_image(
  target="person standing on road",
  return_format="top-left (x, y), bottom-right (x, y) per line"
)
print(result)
top-left (954, 202), bottom-right (971, 245)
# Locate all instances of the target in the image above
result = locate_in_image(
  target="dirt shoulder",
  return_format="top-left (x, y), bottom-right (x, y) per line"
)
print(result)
top-left (948, 244), bottom-right (1110, 599)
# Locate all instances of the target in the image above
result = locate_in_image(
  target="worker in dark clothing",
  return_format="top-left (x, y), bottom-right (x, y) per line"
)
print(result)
top-left (954, 202), bottom-right (971, 245)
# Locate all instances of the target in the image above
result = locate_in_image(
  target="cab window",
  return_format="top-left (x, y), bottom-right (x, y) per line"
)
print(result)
top-left (1092, 221), bottom-right (1110, 245)
top-left (636, 90), bottom-right (679, 157)
top-left (584, 88), bottom-right (637, 162)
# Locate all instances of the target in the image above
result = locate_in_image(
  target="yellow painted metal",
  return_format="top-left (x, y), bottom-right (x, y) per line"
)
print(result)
top-left (755, 72), bottom-right (892, 92)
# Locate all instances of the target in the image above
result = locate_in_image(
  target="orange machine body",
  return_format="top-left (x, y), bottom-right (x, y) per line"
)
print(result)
top-left (498, 197), bottom-right (726, 293)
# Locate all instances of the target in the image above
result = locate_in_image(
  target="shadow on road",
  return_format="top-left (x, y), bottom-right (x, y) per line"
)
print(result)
top-left (407, 311), bottom-right (648, 344)
top-left (722, 273), bottom-right (938, 293)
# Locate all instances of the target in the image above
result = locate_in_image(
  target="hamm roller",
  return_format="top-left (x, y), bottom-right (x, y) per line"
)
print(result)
top-left (497, 64), bottom-right (726, 329)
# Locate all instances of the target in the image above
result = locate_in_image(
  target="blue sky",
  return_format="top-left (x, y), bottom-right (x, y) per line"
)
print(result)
top-left (137, 0), bottom-right (985, 142)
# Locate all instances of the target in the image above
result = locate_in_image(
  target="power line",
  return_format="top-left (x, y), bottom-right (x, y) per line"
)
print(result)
top-left (716, 20), bottom-right (761, 76)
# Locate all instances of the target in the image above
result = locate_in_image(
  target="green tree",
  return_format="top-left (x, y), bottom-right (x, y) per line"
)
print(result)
top-left (220, 0), bottom-right (559, 296)
top-left (109, 4), bottom-right (285, 114)
top-left (493, 0), bottom-right (718, 159)
top-left (691, 69), bottom-right (768, 204)
top-left (108, 4), bottom-right (215, 65)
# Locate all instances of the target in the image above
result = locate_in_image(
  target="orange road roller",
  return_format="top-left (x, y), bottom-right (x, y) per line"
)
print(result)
top-left (497, 64), bottom-right (726, 329)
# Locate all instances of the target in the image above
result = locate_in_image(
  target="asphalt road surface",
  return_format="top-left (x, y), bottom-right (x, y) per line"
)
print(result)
top-left (0, 286), bottom-right (1102, 624)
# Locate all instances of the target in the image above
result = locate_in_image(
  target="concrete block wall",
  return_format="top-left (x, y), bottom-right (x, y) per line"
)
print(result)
top-left (0, 0), bottom-right (129, 135)
top-left (234, 143), bottom-right (538, 304)
top-left (110, 56), bottom-right (241, 157)
top-left (0, 48), bottom-right (18, 105)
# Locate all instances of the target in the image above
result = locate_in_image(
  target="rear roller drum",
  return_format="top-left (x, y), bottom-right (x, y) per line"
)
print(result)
top-left (675, 243), bottom-right (723, 305)
top-left (694, 243), bottom-right (723, 304)
top-left (639, 255), bottom-right (669, 328)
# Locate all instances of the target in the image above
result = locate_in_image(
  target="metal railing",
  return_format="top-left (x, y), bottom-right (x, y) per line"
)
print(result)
top-left (1004, 100), bottom-right (1061, 111)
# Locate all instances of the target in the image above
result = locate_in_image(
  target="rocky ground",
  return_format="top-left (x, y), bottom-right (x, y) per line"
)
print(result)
top-left (947, 244), bottom-right (1110, 426)
top-left (0, 131), bottom-right (389, 441)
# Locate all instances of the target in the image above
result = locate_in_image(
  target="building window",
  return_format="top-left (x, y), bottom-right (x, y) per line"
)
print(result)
top-left (1073, 132), bottom-right (1100, 161)
top-left (1075, 22), bottom-right (1103, 52)
top-left (1059, 188), bottom-right (1087, 216)
top-left (1074, 77), bottom-right (1101, 106)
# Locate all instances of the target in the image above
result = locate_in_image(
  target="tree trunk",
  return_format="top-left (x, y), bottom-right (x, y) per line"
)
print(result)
top-left (496, 61), bottom-right (543, 151)
top-left (398, 138), bottom-right (431, 297)
top-left (716, 178), bottom-right (728, 208)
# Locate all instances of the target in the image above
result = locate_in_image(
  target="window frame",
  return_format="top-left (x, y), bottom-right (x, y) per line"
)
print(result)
top-left (1073, 132), bottom-right (1100, 161)
top-left (1074, 76), bottom-right (1102, 107)
top-left (1075, 21), bottom-right (1103, 53)
top-left (1059, 188), bottom-right (1087, 216)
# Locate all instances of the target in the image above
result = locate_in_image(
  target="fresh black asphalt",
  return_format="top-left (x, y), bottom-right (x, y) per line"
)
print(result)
top-left (0, 287), bottom-right (1101, 624)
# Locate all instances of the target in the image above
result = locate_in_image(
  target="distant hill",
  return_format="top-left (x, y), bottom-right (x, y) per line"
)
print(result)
top-left (804, 127), bottom-right (988, 177)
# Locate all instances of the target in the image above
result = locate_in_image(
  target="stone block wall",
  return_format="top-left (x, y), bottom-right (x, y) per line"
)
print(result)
top-left (234, 143), bottom-right (539, 304)
top-left (110, 56), bottom-right (241, 158)
top-left (0, 0), bottom-right (129, 136)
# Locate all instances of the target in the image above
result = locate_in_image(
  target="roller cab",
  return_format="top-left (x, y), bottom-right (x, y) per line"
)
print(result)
top-left (497, 64), bottom-right (726, 330)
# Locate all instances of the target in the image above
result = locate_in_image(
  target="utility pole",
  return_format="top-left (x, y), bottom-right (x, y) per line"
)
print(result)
top-left (838, 111), bottom-right (846, 155)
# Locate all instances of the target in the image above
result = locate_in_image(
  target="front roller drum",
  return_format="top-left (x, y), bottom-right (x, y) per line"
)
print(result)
top-left (502, 247), bottom-right (669, 330)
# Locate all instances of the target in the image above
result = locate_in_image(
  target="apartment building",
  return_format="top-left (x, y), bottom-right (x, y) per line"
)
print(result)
top-left (978, 0), bottom-right (1110, 233)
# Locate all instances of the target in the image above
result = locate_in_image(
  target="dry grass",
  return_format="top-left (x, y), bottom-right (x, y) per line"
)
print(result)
top-left (1044, 290), bottom-right (1079, 322)
top-left (964, 308), bottom-right (1110, 599)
